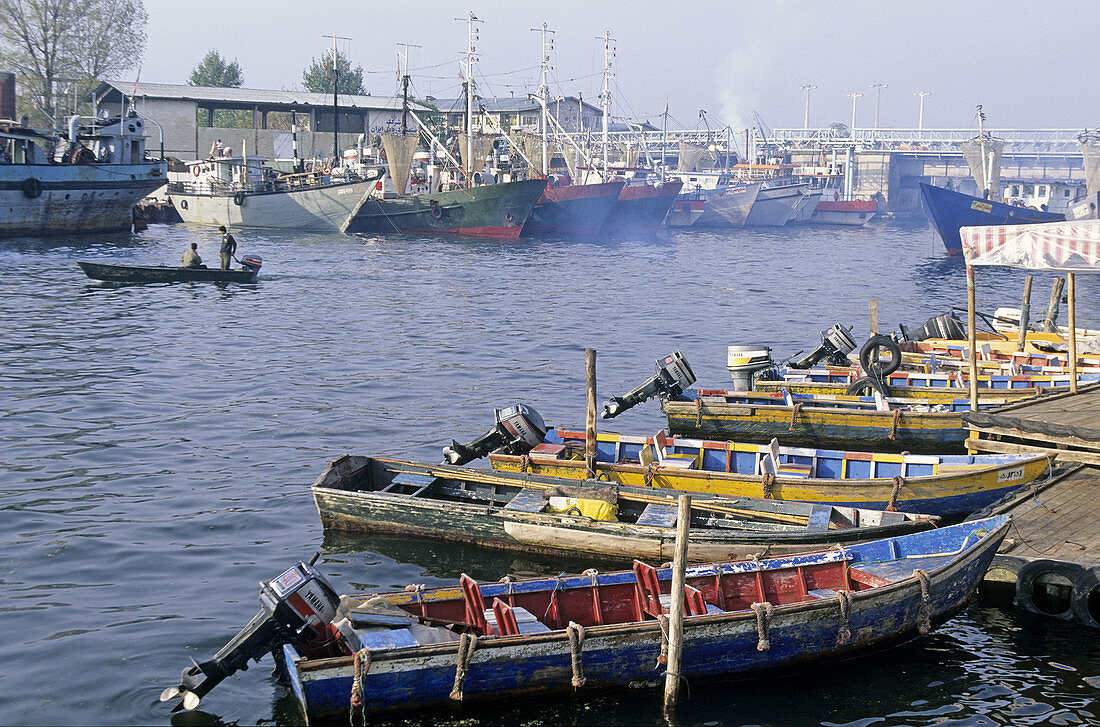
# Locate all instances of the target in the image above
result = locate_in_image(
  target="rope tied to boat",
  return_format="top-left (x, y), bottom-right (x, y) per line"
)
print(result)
top-left (914, 569), bottom-right (932, 635)
top-left (835, 590), bottom-right (852, 645)
top-left (404, 583), bottom-right (426, 615)
top-left (761, 472), bottom-right (776, 499)
top-left (566, 621), bottom-right (587, 688)
top-left (788, 402), bottom-right (803, 432)
top-left (889, 409), bottom-right (902, 441)
top-left (349, 648), bottom-right (372, 725)
top-left (886, 475), bottom-right (905, 512)
top-left (449, 632), bottom-right (479, 701)
top-left (695, 397), bottom-right (703, 428)
top-left (656, 613), bottom-right (670, 666)
top-left (644, 462), bottom-right (657, 487)
top-left (519, 454), bottom-right (530, 473)
top-left (752, 602), bottom-right (774, 651)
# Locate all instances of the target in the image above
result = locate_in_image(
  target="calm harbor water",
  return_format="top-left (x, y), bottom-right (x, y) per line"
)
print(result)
top-left (1, 220), bottom-right (1097, 726)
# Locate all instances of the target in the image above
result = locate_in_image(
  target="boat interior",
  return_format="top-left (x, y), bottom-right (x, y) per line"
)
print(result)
top-left (677, 388), bottom-right (981, 412)
top-left (775, 366), bottom-right (1088, 389)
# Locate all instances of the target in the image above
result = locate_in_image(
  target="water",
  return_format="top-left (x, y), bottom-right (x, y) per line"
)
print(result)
top-left (0, 221), bottom-right (1097, 726)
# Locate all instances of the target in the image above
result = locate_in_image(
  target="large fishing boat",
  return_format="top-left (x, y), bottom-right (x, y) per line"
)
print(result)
top-left (600, 177), bottom-right (683, 235)
top-left (919, 182), bottom-right (1061, 254)
top-left (522, 179), bottom-right (625, 237)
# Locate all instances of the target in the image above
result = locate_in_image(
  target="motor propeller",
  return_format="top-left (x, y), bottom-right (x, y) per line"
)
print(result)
top-left (601, 351), bottom-right (696, 419)
top-left (442, 403), bottom-right (547, 465)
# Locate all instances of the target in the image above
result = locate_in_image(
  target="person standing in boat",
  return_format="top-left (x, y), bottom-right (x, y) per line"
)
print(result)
top-left (182, 242), bottom-right (203, 268)
top-left (218, 226), bottom-right (237, 270)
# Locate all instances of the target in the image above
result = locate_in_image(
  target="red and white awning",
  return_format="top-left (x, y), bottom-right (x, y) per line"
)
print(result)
top-left (961, 219), bottom-right (1100, 271)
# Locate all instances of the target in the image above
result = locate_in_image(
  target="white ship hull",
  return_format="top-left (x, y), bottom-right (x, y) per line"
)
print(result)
top-left (695, 183), bottom-right (761, 228)
top-left (0, 163), bottom-right (166, 236)
top-left (788, 189), bottom-right (823, 224)
top-left (170, 179), bottom-right (375, 231)
top-left (745, 183), bottom-right (808, 226)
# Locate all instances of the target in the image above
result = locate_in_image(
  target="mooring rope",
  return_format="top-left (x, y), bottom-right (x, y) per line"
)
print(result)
top-left (761, 472), bottom-right (776, 499)
top-left (519, 454), bottom-right (530, 473)
top-left (695, 397), bottom-right (704, 428)
top-left (644, 462), bottom-right (657, 487)
top-left (788, 402), bottom-right (803, 432)
top-left (449, 632), bottom-right (479, 701)
top-left (655, 613), bottom-right (671, 667)
top-left (914, 569), bottom-right (932, 635)
top-left (404, 583), bottom-right (426, 616)
top-left (566, 622), bottom-right (587, 688)
top-left (836, 590), bottom-right (852, 645)
top-left (348, 648), bottom-right (372, 726)
top-left (886, 475), bottom-right (905, 512)
top-left (752, 602), bottom-right (774, 651)
top-left (889, 409), bottom-right (902, 440)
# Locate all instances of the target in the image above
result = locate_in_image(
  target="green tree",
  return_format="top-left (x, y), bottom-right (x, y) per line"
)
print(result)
top-left (188, 50), bottom-right (243, 88)
top-left (0, 0), bottom-right (147, 125)
top-left (302, 49), bottom-right (365, 95)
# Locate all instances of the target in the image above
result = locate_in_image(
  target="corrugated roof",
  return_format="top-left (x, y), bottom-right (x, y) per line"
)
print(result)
top-left (429, 95), bottom-right (598, 115)
top-left (99, 80), bottom-right (428, 112)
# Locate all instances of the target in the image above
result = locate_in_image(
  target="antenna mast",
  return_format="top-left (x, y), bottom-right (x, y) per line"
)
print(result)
top-left (531, 22), bottom-right (555, 176)
top-left (322, 34), bottom-right (351, 162)
top-left (598, 30), bottom-right (615, 180)
top-left (458, 12), bottom-right (482, 181)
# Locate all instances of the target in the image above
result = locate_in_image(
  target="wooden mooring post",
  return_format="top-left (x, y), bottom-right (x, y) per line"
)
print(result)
top-left (966, 265), bottom-right (979, 411)
top-left (1044, 278), bottom-right (1065, 333)
top-left (1068, 273), bottom-right (1078, 394)
top-left (663, 493), bottom-right (691, 715)
top-left (585, 348), bottom-right (597, 479)
top-left (869, 298), bottom-right (879, 336)
top-left (1017, 275), bottom-right (1033, 352)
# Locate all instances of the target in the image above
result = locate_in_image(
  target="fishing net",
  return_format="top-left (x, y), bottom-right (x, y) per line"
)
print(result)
top-left (380, 133), bottom-right (418, 197)
top-left (960, 135), bottom-right (1004, 199)
top-left (677, 141), bottom-right (708, 173)
top-left (457, 133), bottom-right (493, 175)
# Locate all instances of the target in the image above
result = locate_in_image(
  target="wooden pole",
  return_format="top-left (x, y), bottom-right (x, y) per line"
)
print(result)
top-left (967, 264), bottom-right (979, 412)
top-left (869, 298), bottom-right (879, 336)
top-left (1016, 275), bottom-right (1033, 352)
top-left (1043, 278), bottom-right (1065, 333)
top-left (585, 348), bottom-right (597, 479)
top-left (1068, 273), bottom-right (1078, 394)
top-left (663, 493), bottom-right (691, 714)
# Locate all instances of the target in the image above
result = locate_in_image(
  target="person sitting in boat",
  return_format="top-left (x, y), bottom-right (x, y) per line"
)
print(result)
top-left (182, 243), bottom-right (204, 268)
top-left (218, 226), bottom-right (237, 270)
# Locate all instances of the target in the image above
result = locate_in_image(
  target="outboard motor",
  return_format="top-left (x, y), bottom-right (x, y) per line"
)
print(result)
top-left (726, 346), bottom-right (774, 390)
top-left (602, 351), bottom-right (696, 419)
top-left (898, 313), bottom-right (966, 342)
top-left (239, 255), bottom-right (262, 273)
top-left (160, 555), bottom-right (340, 712)
top-left (443, 403), bottom-right (547, 465)
top-left (790, 324), bottom-right (857, 369)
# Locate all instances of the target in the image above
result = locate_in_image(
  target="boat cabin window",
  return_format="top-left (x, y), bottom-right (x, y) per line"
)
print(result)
top-left (1065, 188), bottom-right (1072, 197)
top-left (1023, 184), bottom-right (1034, 196)
top-left (1010, 185), bottom-right (1020, 196)
top-left (1037, 185), bottom-right (1047, 197)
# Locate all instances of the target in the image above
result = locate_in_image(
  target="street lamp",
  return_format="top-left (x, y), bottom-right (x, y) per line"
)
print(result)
top-left (800, 84), bottom-right (817, 131)
top-left (848, 92), bottom-right (863, 136)
top-left (915, 91), bottom-right (931, 130)
top-left (871, 83), bottom-right (887, 129)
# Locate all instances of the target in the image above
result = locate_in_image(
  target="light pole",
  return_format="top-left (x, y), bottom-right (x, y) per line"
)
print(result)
top-left (848, 92), bottom-right (863, 136)
top-left (871, 83), bottom-right (887, 129)
top-left (915, 91), bottom-right (931, 129)
top-left (800, 84), bottom-right (817, 130)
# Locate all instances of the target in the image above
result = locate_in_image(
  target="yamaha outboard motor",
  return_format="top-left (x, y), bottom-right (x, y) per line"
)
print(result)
top-left (602, 351), bottom-right (696, 419)
top-left (790, 324), bottom-right (857, 369)
top-left (238, 255), bottom-right (262, 273)
top-left (898, 313), bottom-right (966, 342)
top-left (443, 403), bottom-right (547, 465)
top-left (160, 555), bottom-right (340, 712)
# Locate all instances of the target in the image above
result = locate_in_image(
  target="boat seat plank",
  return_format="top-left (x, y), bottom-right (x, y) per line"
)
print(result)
top-left (879, 511), bottom-right (909, 526)
top-left (488, 601), bottom-right (551, 635)
top-left (853, 555), bottom-right (951, 583)
top-left (806, 588), bottom-right (839, 599)
top-left (503, 489), bottom-right (546, 513)
top-left (382, 472), bottom-right (435, 496)
top-left (635, 503), bottom-right (679, 528)
top-left (777, 462), bottom-right (813, 478)
top-left (806, 505), bottom-right (833, 531)
top-left (357, 627), bottom-right (419, 651)
top-left (658, 591), bottom-right (724, 615)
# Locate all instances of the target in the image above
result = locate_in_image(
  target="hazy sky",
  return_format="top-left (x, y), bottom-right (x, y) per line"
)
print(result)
top-left (141, 0), bottom-right (1098, 132)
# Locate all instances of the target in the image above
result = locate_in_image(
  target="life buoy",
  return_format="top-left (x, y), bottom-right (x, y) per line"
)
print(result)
top-left (233, 191), bottom-right (245, 206)
top-left (859, 335), bottom-right (901, 378)
top-left (179, 199), bottom-right (189, 210)
top-left (191, 166), bottom-right (201, 177)
top-left (430, 205), bottom-right (443, 220)
top-left (322, 163), bottom-right (332, 175)
top-left (1015, 559), bottom-right (1084, 619)
top-left (845, 376), bottom-right (889, 398)
top-left (21, 177), bottom-right (42, 198)
top-left (1071, 567), bottom-right (1100, 629)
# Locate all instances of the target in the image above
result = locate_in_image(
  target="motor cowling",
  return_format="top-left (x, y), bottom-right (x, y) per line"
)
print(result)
top-left (790, 324), bottom-right (857, 369)
top-left (443, 403), bottom-right (547, 465)
top-left (602, 351), bottom-right (696, 419)
top-left (160, 556), bottom-right (341, 712)
top-left (239, 255), bottom-right (262, 273)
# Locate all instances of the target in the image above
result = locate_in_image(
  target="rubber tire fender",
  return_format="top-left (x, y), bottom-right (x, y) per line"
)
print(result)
top-left (1071, 566), bottom-right (1100, 629)
top-left (21, 177), bottom-right (42, 199)
top-left (1015, 558), bottom-right (1085, 619)
top-left (430, 204), bottom-right (443, 220)
top-left (233, 191), bottom-right (245, 206)
top-left (846, 376), bottom-right (890, 397)
top-left (859, 334), bottom-right (901, 377)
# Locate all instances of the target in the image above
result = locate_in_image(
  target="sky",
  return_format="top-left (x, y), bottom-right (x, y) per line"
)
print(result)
top-left (141, 0), bottom-right (1099, 132)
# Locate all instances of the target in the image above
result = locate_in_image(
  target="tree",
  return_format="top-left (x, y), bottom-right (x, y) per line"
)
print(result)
top-left (302, 49), bottom-right (365, 96)
top-left (0, 0), bottom-right (147, 125)
top-left (188, 50), bottom-right (243, 88)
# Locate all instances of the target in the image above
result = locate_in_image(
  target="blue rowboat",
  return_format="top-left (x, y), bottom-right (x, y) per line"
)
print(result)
top-left (275, 516), bottom-right (1009, 722)
top-left (919, 182), bottom-right (1061, 254)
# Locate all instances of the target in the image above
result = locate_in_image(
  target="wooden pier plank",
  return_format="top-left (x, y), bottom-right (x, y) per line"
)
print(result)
top-left (993, 465), bottom-right (1100, 565)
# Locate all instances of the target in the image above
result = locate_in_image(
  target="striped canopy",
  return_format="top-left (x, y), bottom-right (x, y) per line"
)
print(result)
top-left (961, 219), bottom-right (1100, 271)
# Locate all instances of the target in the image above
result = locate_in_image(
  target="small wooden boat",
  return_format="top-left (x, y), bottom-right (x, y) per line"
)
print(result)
top-left (900, 339), bottom-right (1100, 372)
top-left (488, 429), bottom-right (1050, 517)
top-left (77, 259), bottom-right (260, 283)
top-left (312, 456), bottom-right (936, 563)
top-left (662, 389), bottom-right (1001, 453)
top-left (273, 516), bottom-right (1010, 721)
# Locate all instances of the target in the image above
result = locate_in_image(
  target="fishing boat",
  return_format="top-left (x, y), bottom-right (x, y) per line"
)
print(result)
top-left (77, 257), bottom-right (262, 284)
top-left (600, 178), bottom-right (683, 235)
top-left (312, 455), bottom-right (936, 562)
top-left (919, 182), bottom-right (1061, 254)
top-left (693, 182), bottom-right (761, 227)
top-left (486, 428), bottom-right (1049, 516)
top-left (810, 198), bottom-right (877, 226)
top-left (787, 188), bottom-right (823, 224)
top-left (744, 180), bottom-right (808, 226)
top-left (160, 516), bottom-right (1010, 719)
top-left (522, 180), bottom-right (625, 237)
top-left (1, 75), bottom-right (166, 236)
top-left (665, 191), bottom-right (705, 227)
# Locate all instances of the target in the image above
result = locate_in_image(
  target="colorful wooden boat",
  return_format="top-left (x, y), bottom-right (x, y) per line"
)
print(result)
top-left (312, 455), bottom-right (936, 563)
top-left (900, 339), bottom-right (1100, 372)
top-left (919, 181), bottom-right (1062, 253)
top-left (661, 389), bottom-right (997, 453)
top-left (488, 429), bottom-right (1050, 516)
top-left (273, 516), bottom-right (1010, 721)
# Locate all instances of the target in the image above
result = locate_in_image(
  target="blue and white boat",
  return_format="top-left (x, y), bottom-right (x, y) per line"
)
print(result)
top-left (919, 182), bottom-right (1062, 254)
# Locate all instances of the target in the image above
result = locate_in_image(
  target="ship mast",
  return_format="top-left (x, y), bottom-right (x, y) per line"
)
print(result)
top-left (532, 22), bottom-right (555, 177)
top-left (322, 34), bottom-right (351, 163)
top-left (462, 12), bottom-right (482, 181)
top-left (598, 30), bottom-right (615, 181)
top-left (977, 103), bottom-right (989, 199)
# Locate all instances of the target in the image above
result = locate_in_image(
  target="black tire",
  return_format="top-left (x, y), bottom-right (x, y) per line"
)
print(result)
top-left (1071, 566), bottom-right (1100, 629)
top-left (978, 554), bottom-right (1027, 600)
top-left (21, 177), bottom-right (42, 198)
top-left (846, 376), bottom-right (890, 397)
top-left (1015, 559), bottom-right (1084, 619)
top-left (430, 205), bottom-right (443, 220)
top-left (233, 191), bottom-right (245, 206)
top-left (859, 335), bottom-right (901, 377)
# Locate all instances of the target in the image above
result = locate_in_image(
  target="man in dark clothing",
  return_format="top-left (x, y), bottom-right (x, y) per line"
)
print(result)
top-left (218, 225), bottom-right (237, 270)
